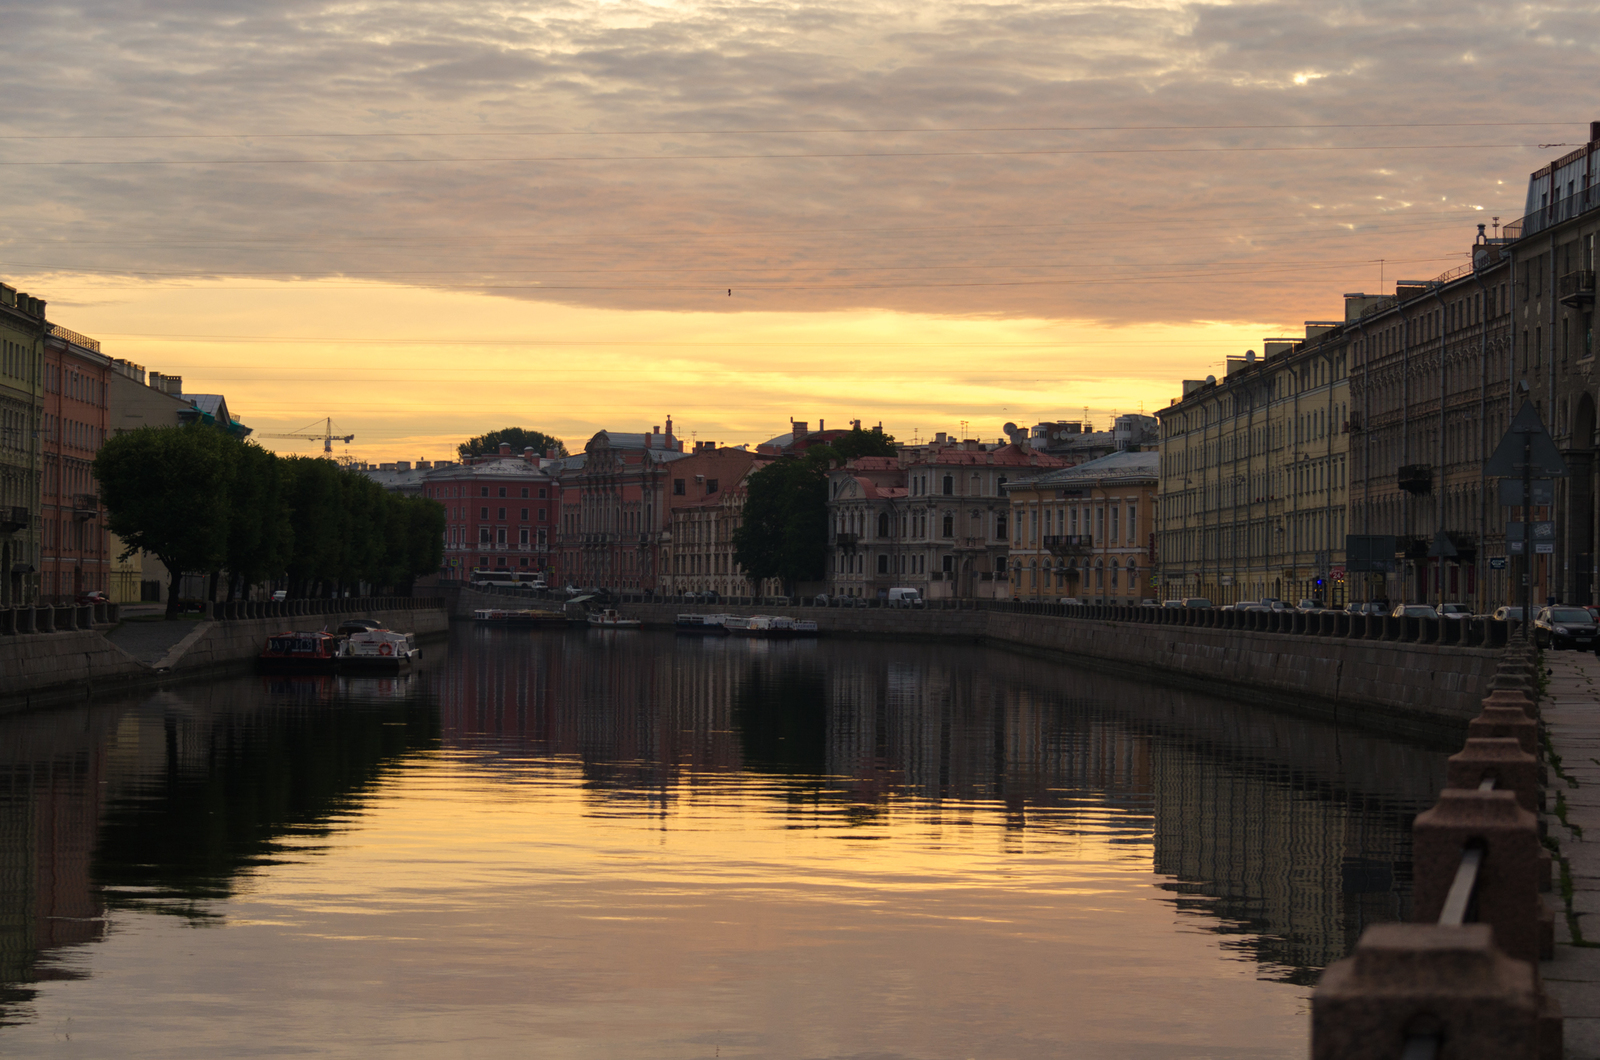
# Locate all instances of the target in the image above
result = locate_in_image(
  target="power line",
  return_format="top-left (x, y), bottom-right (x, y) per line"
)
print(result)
top-left (0, 120), bottom-right (1573, 141)
top-left (0, 142), bottom-right (1551, 166)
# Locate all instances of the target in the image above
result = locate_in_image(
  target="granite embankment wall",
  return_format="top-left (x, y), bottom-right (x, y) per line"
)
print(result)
top-left (0, 600), bottom-right (449, 713)
top-left (456, 587), bottom-right (1496, 742)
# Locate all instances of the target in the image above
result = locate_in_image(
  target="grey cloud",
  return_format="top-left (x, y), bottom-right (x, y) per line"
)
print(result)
top-left (0, 0), bottom-right (1589, 326)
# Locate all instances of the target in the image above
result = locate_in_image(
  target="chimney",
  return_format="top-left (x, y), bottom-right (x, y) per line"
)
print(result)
top-left (665, 415), bottom-right (677, 450)
top-left (818, 418), bottom-right (824, 432)
top-left (792, 420), bottom-right (809, 446)
top-left (1592, 119), bottom-right (1600, 144)
top-left (417, 460), bottom-right (432, 470)
top-left (396, 461), bottom-right (411, 471)
top-left (498, 442), bottom-right (512, 457)
top-left (935, 431), bottom-right (947, 444)
top-left (545, 449), bottom-right (556, 459)
top-left (523, 447), bottom-right (535, 462)
top-left (648, 427), bottom-right (658, 448)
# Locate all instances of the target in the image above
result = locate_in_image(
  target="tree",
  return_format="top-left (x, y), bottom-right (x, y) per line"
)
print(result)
top-left (223, 441), bottom-right (291, 600)
top-left (95, 425), bottom-right (237, 618)
top-left (459, 427), bottom-right (567, 460)
top-left (733, 428), bottom-right (898, 595)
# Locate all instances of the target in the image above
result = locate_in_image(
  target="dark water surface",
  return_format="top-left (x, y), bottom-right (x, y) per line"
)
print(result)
top-left (0, 627), bottom-right (1444, 1058)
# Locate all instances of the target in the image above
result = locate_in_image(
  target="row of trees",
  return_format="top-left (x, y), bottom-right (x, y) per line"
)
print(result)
top-left (96, 426), bottom-right (445, 617)
top-left (732, 427), bottom-right (898, 592)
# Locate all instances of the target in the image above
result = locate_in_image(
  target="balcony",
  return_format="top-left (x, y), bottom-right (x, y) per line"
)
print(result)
top-left (73, 494), bottom-right (98, 520)
top-left (1042, 534), bottom-right (1092, 555)
top-left (0, 506), bottom-right (27, 533)
top-left (1345, 411), bottom-right (1362, 433)
top-left (835, 532), bottom-right (860, 551)
top-left (1398, 464), bottom-right (1433, 496)
top-left (1560, 270), bottom-right (1596, 309)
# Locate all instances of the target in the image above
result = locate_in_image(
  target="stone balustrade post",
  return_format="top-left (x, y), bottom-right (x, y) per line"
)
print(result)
top-left (76, 604), bottom-right (92, 629)
top-left (1413, 789), bottom-right (1545, 964)
top-left (1469, 705), bottom-right (1538, 756)
top-left (1312, 922), bottom-right (1546, 1060)
top-left (36, 606), bottom-right (54, 633)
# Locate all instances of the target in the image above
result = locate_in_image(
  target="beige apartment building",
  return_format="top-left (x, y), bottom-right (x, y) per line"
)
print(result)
top-left (1157, 323), bottom-right (1353, 606)
top-left (1003, 450), bottom-right (1158, 604)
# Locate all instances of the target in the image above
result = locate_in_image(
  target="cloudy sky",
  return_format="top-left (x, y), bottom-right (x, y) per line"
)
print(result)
top-left (0, 0), bottom-right (1590, 457)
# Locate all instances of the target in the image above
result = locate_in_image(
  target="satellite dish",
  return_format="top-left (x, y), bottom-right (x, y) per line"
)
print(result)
top-left (1205, 374), bottom-right (1216, 385)
top-left (1003, 422), bottom-right (1018, 435)
top-left (1245, 350), bottom-right (1256, 363)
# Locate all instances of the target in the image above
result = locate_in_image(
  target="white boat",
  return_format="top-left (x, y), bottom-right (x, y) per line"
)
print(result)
top-left (340, 629), bottom-right (421, 670)
top-left (588, 608), bottom-right (642, 629)
top-left (725, 615), bottom-right (788, 637)
top-left (676, 613), bottom-right (731, 633)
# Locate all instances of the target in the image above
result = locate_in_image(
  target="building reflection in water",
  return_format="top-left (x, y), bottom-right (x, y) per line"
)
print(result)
top-left (0, 626), bottom-right (1441, 1026)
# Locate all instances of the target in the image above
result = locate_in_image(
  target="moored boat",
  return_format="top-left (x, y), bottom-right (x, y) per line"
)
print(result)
top-left (340, 628), bottom-right (421, 671)
top-left (473, 607), bottom-right (567, 627)
top-left (588, 608), bottom-right (642, 629)
top-left (258, 630), bottom-right (341, 672)
top-left (675, 613), bottom-right (730, 633)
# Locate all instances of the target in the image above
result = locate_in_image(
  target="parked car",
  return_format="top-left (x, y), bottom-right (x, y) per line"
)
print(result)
top-left (1390, 603), bottom-right (1439, 619)
top-left (1139, 599), bottom-right (1160, 607)
top-left (1296, 599), bottom-right (1325, 612)
top-left (1344, 601), bottom-right (1384, 615)
top-left (1059, 597), bottom-right (1084, 606)
top-left (1267, 600), bottom-right (1297, 612)
top-left (1535, 606), bottom-right (1600, 650)
top-left (1180, 597), bottom-right (1214, 609)
top-left (1162, 599), bottom-right (1185, 608)
top-left (75, 590), bottom-right (108, 605)
top-left (1437, 603), bottom-right (1473, 620)
top-left (1491, 606), bottom-right (1525, 622)
top-left (271, 589), bottom-right (288, 602)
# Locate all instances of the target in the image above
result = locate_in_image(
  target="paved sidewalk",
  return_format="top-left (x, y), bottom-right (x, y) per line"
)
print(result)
top-left (1540, 650), bottom-right (1600, 1057)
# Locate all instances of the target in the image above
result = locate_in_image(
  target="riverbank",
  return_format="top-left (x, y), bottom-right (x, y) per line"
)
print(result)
top-left (0, 598), bottom-right (448, 714)
top-left (456, 588), bottom-right (1497, 745)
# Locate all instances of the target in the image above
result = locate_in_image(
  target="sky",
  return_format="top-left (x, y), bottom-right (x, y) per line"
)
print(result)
top-left (0, 0), bottom-right (1592, 460)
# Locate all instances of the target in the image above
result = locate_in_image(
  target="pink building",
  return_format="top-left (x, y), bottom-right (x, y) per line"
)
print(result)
top-left (40, 326), bottom-right (112, 603)
top-left (424, 443), bottom-right (559, 579)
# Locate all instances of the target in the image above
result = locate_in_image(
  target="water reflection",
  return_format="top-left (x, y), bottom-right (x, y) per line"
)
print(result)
top-left (0, 627), bottom-right (1443, 1054)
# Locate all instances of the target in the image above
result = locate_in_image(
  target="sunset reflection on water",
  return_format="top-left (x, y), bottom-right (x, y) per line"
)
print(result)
top-left (0, 628), bottom-right (1443, 1058)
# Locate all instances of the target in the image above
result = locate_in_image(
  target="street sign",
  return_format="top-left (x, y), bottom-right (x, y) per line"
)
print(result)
top-left (1486, 400), bottom-right (1569, 478)
top-left (1537, 543), bottom-right (1555, 554)
top-left (1510, 540), bottom-right (1524, 554)
top-left (1498, 478), bottom-right (1555, 507)
top-left (1490, 556), bottom-right (1508, 570)
top-left (1506, 520), bottom-right (1556, 543)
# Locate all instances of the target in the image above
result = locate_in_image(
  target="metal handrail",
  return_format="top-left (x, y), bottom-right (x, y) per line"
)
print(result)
top-left (1438, 776), bottom-right (1496, 928)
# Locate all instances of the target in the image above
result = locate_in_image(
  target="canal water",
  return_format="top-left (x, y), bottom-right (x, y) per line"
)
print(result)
top-left (0, 626), bottom-right (1444, 1058)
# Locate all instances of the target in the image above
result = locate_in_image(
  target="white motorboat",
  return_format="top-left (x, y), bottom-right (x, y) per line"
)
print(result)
top-left (588, 608), bottom-right (642, 629)
top-left (340, 629), bottom-right (421, 671)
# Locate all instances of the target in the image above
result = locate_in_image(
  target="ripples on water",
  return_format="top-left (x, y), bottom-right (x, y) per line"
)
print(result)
top-left (0, 627), bottom-right (1444, 1058)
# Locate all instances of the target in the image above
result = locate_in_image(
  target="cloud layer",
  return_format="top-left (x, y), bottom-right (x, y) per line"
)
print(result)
top-left (2, 0), bottom-right (1591, 328)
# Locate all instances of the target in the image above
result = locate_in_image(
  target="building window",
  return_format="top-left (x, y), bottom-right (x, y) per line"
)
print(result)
top-left (996, 514), bottom-right (1007, 540)
top-left (520, 529), bottom-right (529, 545)
top-left (942, 514), bottom-right (954, 537)
top-left (521, 488), bottom-right (529, 498)
top-left (479, 528), bottom-right (491, 544)
top-left (878, 513), bottom-right (890, 537)
top-left (496, 528), bottom-right (507, 545)
top-left (877, 554), bottom-right (889, 574)
top-left (499, 487), bottom-right (507, 498)
top-left (942, 475), bottom-right (953, 495)
top-left (674, 479), bottom-right (686, 495)
top-left (498, 507), bottom-right (506, 520)
top-left (943, 554), bottom-right (954, 573)
top-left (539, 488), bottom-right (547, 499)
top-left (539, 508), bottom-right (547, 520)
top-left (995, 556), bottom-right (1007, 574)
top-left (481, 487), bottom-right (489, 497)
top-left (707, 478), bottom-right (718, 493)
top-left (521, 508), bottom-right (529, 520)
top-left (480, 506), bottom-right (489, 519)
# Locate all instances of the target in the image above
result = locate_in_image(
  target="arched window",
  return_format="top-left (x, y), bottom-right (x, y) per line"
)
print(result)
top-left (877, 512), bottom-right (890, 538)
top-left (1095, 559), bottom-right (1104, 589)
top-left (942, 513), bottom-right (954, 537)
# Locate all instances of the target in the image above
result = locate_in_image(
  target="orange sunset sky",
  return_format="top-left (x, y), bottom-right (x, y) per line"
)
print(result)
top-left (1, 0), bottom-right (1589, 460)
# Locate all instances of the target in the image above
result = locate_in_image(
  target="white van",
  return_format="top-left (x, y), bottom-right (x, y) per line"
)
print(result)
top-left (887, 587), bottom-right (924, 608)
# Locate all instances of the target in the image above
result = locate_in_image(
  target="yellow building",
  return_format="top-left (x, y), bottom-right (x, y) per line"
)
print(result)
top-left (1157, 324), bottom-right (1353, 606)
top-left (1003, 450), bottom-right (1159, 604)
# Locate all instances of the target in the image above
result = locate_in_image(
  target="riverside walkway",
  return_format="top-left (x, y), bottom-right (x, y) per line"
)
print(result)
top-left (1541, 651), bottom-right (1600, 1057)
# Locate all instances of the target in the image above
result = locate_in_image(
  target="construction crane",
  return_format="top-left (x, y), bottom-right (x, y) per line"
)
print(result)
top-left (260, 417), bottom-right (354, 456)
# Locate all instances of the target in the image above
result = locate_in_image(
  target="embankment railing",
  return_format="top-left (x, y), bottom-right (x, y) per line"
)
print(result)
top-left (1310, 638), bottom-right (1561, 1059)
top-left (0, 596), bottom-right (443, 635)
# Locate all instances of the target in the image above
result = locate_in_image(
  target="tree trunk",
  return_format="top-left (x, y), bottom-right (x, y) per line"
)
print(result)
top-left (165, 565), bottom-right (183, 620)
top-left (208, 570), bottom-right (221, 604)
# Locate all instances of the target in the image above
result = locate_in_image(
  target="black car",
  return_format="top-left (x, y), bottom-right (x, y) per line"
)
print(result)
top-left (1534, 606), bottom-right (1600, 650)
